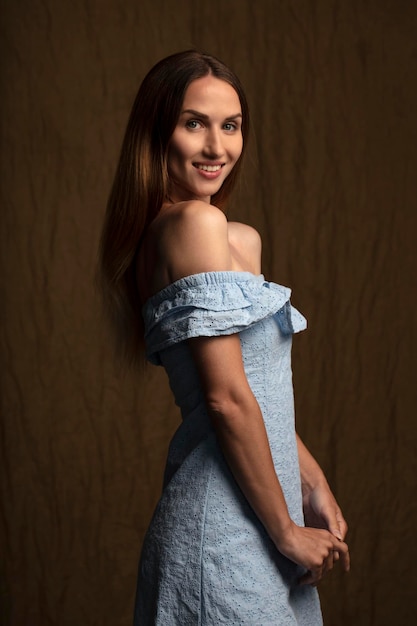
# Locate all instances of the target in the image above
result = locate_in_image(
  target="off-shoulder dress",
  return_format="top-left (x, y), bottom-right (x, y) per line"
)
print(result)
top-left (134, 271), bottom-right (322, 625)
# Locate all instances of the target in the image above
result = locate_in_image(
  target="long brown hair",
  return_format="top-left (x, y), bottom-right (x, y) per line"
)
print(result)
top-left (98, 50), bottom-right (250, 365)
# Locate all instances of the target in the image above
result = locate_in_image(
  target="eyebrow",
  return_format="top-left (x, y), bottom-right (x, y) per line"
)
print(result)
top-left (181, 109), bottom-right (243, 121)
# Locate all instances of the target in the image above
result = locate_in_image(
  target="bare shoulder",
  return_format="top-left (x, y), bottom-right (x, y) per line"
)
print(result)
top-left (228, 221), bottom-right (262, 252)
top-left (154, 201), bottom-right (233, 282)
top-left (163, 200), bottom-right (227, 231)
top-left (156, 200), bottom-right (228, 247)
top-left (227, 221), bottom-right (262, 274)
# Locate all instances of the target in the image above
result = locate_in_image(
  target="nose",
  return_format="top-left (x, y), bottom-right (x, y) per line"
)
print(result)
top-left (203, 127), bottom-right (224, 158)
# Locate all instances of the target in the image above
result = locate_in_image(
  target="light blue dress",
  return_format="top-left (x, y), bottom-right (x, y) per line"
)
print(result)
top-left (134, 272), bottom-right (322, 625)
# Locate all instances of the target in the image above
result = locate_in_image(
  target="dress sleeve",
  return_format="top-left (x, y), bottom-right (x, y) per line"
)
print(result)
top-left (142, 272), bottom-right (307, 365)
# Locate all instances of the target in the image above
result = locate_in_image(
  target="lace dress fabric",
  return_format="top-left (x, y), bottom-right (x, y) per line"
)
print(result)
top-left (134, 272), bottom-right (322, 625)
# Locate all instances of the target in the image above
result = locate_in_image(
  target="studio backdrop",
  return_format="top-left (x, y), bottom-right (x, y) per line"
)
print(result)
top-left (1, 1), bottom-right (416, 624)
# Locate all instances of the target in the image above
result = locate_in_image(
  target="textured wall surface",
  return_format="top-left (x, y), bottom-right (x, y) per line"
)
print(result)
top-left (1, 1), bottom-right (416, 624)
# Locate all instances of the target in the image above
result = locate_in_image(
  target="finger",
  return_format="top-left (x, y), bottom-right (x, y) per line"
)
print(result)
top-left (331, 538), bottom-right (350, 572)
top-left (323, 551), bottom-right (335, 574)
top-left (335, 509), bottom-right (348, 540)
top-left (325, 507), bottom-right (347, 541)
top-left (321, 547), bottom-right (337, 578)
top-left (329, 528), bottom-right (343, 541)
top-left (339, 545), bottom-right (351, 572)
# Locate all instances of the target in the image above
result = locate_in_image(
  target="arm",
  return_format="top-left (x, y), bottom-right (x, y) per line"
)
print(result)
top-left (190, 335), bottom-right (349, 585)
top-left (189, 333), bottom-right (294, 540)
top-left (296, 434), bottom-right (350, 581)
top-left (160, 203), bottom-right (349, 584)
top-left (297, 434), bottom-right (348, 540)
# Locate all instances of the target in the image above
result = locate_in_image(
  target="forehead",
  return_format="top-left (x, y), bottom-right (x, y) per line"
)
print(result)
top-left (182, 75), bottom-right (241, 113)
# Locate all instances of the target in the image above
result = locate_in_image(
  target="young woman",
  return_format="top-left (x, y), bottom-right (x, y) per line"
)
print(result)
top-left (99, 50), bottom-right (350, 625)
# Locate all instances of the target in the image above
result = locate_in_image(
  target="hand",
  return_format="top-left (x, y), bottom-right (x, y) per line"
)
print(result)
top-left (275, 521), bottom-right (350, 586)
top-left (302, 480), bottom-right (348, 542)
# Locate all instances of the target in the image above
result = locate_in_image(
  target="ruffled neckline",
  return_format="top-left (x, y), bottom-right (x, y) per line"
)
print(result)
top-left (141, 271), bottom-right (306, 364)
top-left (143, 271), bottom-right (264, 309)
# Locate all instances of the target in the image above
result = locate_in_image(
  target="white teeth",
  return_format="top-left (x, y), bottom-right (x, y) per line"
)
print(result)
top-left (196, 164), bottom-right (222, 172)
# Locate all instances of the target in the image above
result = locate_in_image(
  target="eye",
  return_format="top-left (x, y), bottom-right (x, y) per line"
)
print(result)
top-left (223, 122), bottom-right (238, 132)
top-left (185, 119), bottom-right (202, 130)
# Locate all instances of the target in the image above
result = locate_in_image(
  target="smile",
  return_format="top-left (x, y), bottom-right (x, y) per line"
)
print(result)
top-left (193, 163), bottom-right (224, 172)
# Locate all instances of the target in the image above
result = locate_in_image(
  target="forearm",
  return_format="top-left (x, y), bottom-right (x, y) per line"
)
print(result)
top-left (211, 404), bottom-right (350, 576)
top-left (296, 433), bottom-right (348, 541)
top-left (296, 433), bottom-right (327, 494)
top-left (190, 329), bottom-right (349, 578)
top-left (209, 396), bottom-right (293, 546)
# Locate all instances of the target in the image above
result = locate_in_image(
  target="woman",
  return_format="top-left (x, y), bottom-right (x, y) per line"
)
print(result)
top-left (99, 50), bottom-right (349, 625)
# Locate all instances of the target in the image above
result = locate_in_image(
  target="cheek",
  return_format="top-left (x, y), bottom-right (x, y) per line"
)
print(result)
top-left (167, 145), bottom-right (185, 176)
top-left (233, 136), bottom-right (244, 161)
top-left (168, 133), bottom-right (197, 165)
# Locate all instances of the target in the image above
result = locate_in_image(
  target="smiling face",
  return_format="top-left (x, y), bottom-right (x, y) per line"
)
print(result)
top-left (167, 75), bottom-right (243, 204)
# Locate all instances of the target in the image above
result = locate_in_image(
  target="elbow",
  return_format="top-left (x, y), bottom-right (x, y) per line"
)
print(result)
top-left (205, 391), bottom-right (251, 429)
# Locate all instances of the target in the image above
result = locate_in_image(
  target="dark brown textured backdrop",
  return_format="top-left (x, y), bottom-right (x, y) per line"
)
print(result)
top-left (1, 1), bottom-right (416, 624)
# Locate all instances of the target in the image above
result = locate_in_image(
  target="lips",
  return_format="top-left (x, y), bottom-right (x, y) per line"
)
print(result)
top-left (192, 162), bottom-right (226, 180)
